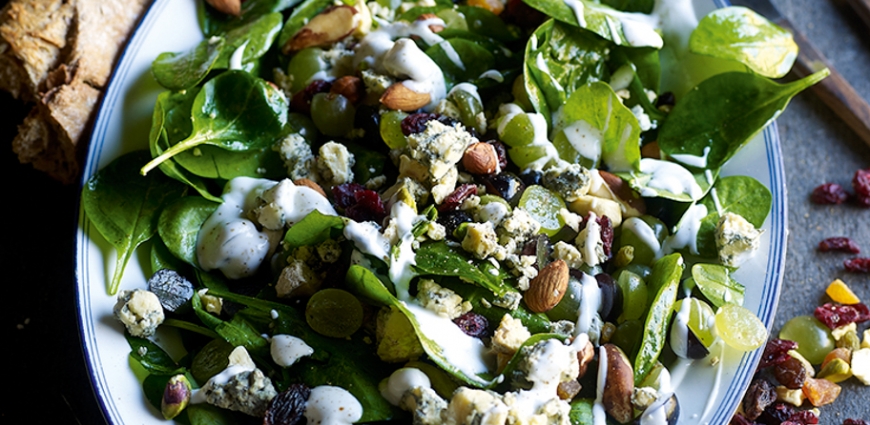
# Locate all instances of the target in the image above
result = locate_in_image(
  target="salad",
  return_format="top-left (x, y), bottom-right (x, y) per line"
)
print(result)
top-left (81, 0), bottom-right (826, 424)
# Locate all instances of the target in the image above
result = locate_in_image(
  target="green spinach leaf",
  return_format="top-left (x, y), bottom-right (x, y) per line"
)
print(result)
top-left (617, 160), bottom-right (713, 202)
top-left (522, 0), bottom-right (663, 48)
top-left (695, 175), bottom-right (771, 258)
top-left (152, 37), bottom-right (224, 91)
top-left (142, 71), bottom-right (289, 175)
top-left (282, 210), bottom-right (345, 250)
top-left (158, 196), bottom-right (219, 267)
top-left (690, 7), bottom-right (797, 78)
top-left (125, 334), bottom-right (182, 375)
top-left (657, 69), bottom-right (828, 171)
top-left (600, 0), bottom-right (654, 13)
top-left (214, 13), bottom-right (283, 70)
top-left (426, 38), bottom-right (494, 88)
top-left (414, 241), bottom-right (514, 297)
top-left (192, 292), bottom-right (270, 358)
top-left (200, 0), bottom-right (302, 37)
top-left (690, 263), bottom-right (746, 308)
top-left (82, 150), bottom-right (187, 294)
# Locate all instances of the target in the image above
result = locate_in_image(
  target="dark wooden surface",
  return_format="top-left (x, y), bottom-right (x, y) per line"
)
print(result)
top-left (2, 0), bottom-right (868, 423)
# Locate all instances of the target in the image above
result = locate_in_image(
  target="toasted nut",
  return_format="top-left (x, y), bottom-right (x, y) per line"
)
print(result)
top-left (598, 170), bottom-right (646, 216)
top-left (329, 75), bottom-right (365, 105)
top-left (206, 0), bottom-right (241, 16)
top-left (463, 142), bottom-right (499, 175)
top-left (283, 6), bottom-right (358, 53)
top-left (380, 82), bottom-right (431, 111)
top-left (524, 260), bottom-right (568, 313)
top-left (641, 141), bottom-right (661, 159)
top-left (569, 195), bottom-right (624, 227)
top-left (416, 13), bottom-right (445, 33)
top-left (576, 335), bottom-right (595, 379)
top-left (293, 178), bottom-right (327, 198)
top-left (602, 344), bottom-right (635, 424)
top-left (161, 374), bottom-right (192, 419)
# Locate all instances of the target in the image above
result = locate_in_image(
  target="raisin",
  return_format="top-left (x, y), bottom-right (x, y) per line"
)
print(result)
top-left (852, 168), bottom-right (870, 197)
top-left (810, 183), bottom-right (849, 205)
top-left (346, 189), bottom-right (387, 223)
top-left (264, 383), bottom-right (311, 425)
top-left (437, 210), bottom-right (473, 239)
top-left (759, 338), bottom-right (798, 369)
top-left (844, 257), bottom-right (870, 273)
top-left (759, 403), bottom-right (795, 425)
top-left (437, 184), bottom-right (478, 212)
top-left (818, 237), bottom-right (861, 253)
top-left (400, 113), bottom-right (458, 135)
top-left (743, 378), bottom-right (777, 420)
top-left (291, 80), bottom-right (332, 114)
top-left (814, 302), bottom-right (870, 329)
top-left (843, 420), bottom-right (869, 425)
top-left (332, 183), bottom-right (366, 209)
top-left (454, 312), bottom-right (489, 338)
top-left (597, 215), bottom-right (614, 257)
top-left (772, 357), bottom-right (806, 390)
top-left (731, 413), bottom-right (757, 425)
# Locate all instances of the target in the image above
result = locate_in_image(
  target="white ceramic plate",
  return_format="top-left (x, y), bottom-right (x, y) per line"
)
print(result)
top-left (76, 0), bottom-right (786, 423)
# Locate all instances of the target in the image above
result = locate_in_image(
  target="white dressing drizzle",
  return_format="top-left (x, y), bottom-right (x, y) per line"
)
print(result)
top-left (403, 302), bottom-right (491, 377)
top-left (575, 272), bottom-right (602, 341)
top-left (662, 203), bottom-right (708, 255)
top-left (381, 367), bottom-right (431, 406)
top-left (639, 158), bottom-right (703, 200)
top-left (478, 69), bottom-right (504, 82)
top-left (593, 345), bottom-right (608, 425)
top-left (710, 188), bottom-right (723, 215)
top-left (304, 386), bottom-right (363, 425)
top-left (670, 146), bottom-right (711, 168)
top-left (622, 217), bottom-right (663, 258)
top-left (270, 334), bottom-right (314, 367)
top-left (228, 40), bottom-right (249, 70)
top-left (561, 120), bottom-right (603, 164)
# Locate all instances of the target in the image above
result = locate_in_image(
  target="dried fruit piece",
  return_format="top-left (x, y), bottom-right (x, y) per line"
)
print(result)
top-left (759, 402), bottom-right (795, 425)
top-left (743, 378), bottom-right (777, 420)
top-left (818, 237), bottom-right (861, 254)
top-left (844, 257), bottom-right (870, 273)
top-left (437, 184), bottom-right (477, 212)
top-left (788, 410), bottom-right (819, 424)
top-left (852, 168), bottom-right (870, 207)
top-left (759, 338), bottom-right (799, 369)
top-left (844, 419), bottom-right (870, 425)
top-left (265, 384), bottom-right (311, 425)
top-left (453, 312), bottom-right (489, 338)
top-left (773, 357), bottom-right (807, 389)
top-left (813, 303), bottom-right (870, 329)
top-left (821, 347), bottom-right (851, 369)
top-left (825, 279), bottom-right (861, 304)
top-left (810, 183), bottom-right (848, 204)
top-left (801, 377), bottom-right (841, 406)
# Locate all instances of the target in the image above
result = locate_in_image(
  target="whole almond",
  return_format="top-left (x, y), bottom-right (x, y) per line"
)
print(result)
top-left (524, 259), bottom-right (569, 313)
top-left (380, 82), bottom-right (431, 111)
top-left (283, 6), bottom-right (358, 53)
top-left (330, 75), bottom-right (365, 105)
top-left (293, 178), bottom-right (327, 198)
top-left (598, 170), bottom-right (646, 215)
top-left (206, 0), bottom-right (241, 16)
top-left (462, 142), bottom-right (499, 175)
top-left (416, 13), bottom-right (445, 33)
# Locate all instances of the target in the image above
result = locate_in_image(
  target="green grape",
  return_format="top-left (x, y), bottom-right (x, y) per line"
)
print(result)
top-left (448, 88), bottom-right (484, 134)
top-left (286, 112), bottom-right (319, 142)
top-left (616, 270), bottom-right (648, 323)
top-left (311, 93), bottom-right (356, 137)
top-left (546, 276), bottom-right (583, 322)
top-left (436, 9), bottom-right (469, 31)
top-left (306, 288), bottom-right (364, 338)
top-left (715, 303), bottom-right (767, 351)
top-left (611, 319), bottom-right (643, 359)
top-left (380, 110), bottom-right (408, 149)
top-left (286, 47), bottom-right (328, 94)
top-left (619, 215), bottom-right (667, 266)
top-left (191, 339), bottom-right (233, 383)
top-left (518, 185), bottom-right (565, 236)
top-left (673, 297), bottom-right (717, 348)
top-left (511, 75), bottom-right (533, 112)
top-left (779, 315), bottom-right (835, 365)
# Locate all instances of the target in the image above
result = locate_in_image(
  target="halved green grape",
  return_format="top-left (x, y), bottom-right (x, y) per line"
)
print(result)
top-left (714, 303), bottom-right (766, 351)
top-left (286, 47), bottom-right (328, 93)
top-left (616, 270), bottom-right (648, 323)
top-left (311, 93), bottom-right (355, 137)
top-left (191, 339), bottom-right (233, 383)
top-left (380, 110), bottom-right (408, 149)
top-left (306, 288), bottom-right (364, 338)
top-left (691, 263), bottom-right (745, 308)
top-left (779, 315), bottom-right (835, 365)
top-left (671, 297), bottom-right (718, 358)
top-left (619, 216), bottom-right (668, 267)
top-left (518, 185), bottom-right (565, 236)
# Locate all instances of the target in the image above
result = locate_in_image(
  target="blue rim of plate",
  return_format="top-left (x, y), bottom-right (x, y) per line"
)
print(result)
top-left (75, 0), bottom-right (788, 423)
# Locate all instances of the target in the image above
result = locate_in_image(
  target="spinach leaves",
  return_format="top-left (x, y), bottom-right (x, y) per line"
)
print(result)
top-left (695, 175), bottom-right (772, 258)
top-left (413, 241), bottom-right (515, 297)
top-left (82, 151), bottom-right (187, 294)
top-left (522, 0), bottom-right (663, 48)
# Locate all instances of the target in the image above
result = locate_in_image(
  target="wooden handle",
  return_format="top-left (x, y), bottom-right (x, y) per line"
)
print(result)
top-left (845, 0), bottom-right (870, 29)
top-left (776, 18), bottom-right (870, 148)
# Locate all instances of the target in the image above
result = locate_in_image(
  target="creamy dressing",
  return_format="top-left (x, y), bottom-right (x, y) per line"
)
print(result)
top-left (388, 201), bottom-right (422, 300)
top-left (438, 40), bottom-right (465, 70)
top-left (639, 158), bottom-right (703, 200)
top-left (670, 146), bottom-right (711, 168)
top-left (622, 217), bottom-right (663, 258)
top-left (562, 120), bottom-right (603, 164)
top-left (479, 69), bottom-right (504, 82)
top-left (700, 341), bottom-right (726, 421)
top-left (662, 203), bottom-right (708, 255)
top-left (593, 345), bottom-right (608, 425)
top-left (449, 83), bottom-right (482, 105)
top-left (710, 188), bottom-right (723, 215)
top-left (609, 64), bottom-right (636, 92)
top-left (478, 201), bottom-right (510, 225)
top-left (575, 272), bottom-right (603, 341)
top-left (404, 302), bottom-right (491, 377)
top-left (670, 296), bottom-right (693, 358)
top-left (511, 339), bottom-right (577, 417)
top-left (496, 103), bottom-right (562, 171)
top-left (270, 334), bottom-right (314, 367)
top-left (304, 385), bottom-right (363, 425)
top-left (563, 0), bottom-right (664, 48)
top-left (228, 40), bottom-right (249, 70)
top-left (381, 367), bottom-right (431, 406)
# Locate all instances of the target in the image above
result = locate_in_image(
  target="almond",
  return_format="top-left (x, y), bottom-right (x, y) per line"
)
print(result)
top-left (598, 170), bottom-right (646, 216)
top-left (380, 82), bottom-right (431, 111)
top-left (206, 0), bottom-right (241, 16)
top-left (462, 142), bottom-right (499, 175)
top-left (282, 6), bottom-right (358, 54)
top-left (416, 13), bottom-right (445, 33)
top-left (524, 259), bottom-right (568, 313)
top-left (293, 178), bottom-right (327, 198)
top-left (329, 75), bottom-right (365, 105)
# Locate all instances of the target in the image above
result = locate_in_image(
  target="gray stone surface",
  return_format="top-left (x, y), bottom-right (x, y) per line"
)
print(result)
top-left (764, 0), bottom-right (869, 421)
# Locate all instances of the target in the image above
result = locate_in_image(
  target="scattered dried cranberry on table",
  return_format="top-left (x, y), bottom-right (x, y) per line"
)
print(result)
top-left (843, 257), bottom-right (870, 273)
top-left (810, 183), bottom-right (849, 205)
top-left (817, 237), bottom-right (861, 254)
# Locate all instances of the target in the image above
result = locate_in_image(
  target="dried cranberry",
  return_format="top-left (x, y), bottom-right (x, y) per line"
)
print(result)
top-left (772, 357), bottom-right (807, 389)
top-left (454, 312), bottom-right (489, 338)
top-left (731, 413), bottom-right (757, 425)
top-left (759, 338), bottom-right (798, 369)
top-left (487, 140), bottom-right (509, 171)
top-left (597, 215), bottom-right (614, 257)
top-left (332, 183), bottom-right (366, 209)
top-left (813, 302), bottom-right (870, 329)
top-left (759, 403), bottom-right (795, 425)
top-left (742, 378), bottom-right (777, 420)
top-left (855, 194), bottom-right (870, 207)
top-left (810, 183), bottom-right (849, 204)
top-left (345, 189), bottom-right (387, 223)
top-left (400, 113), bottom-right (458, 135)
top-left (437, 209), bottom-right (473, 238)
top-left (264, 383), bottom-right (311, 425)
top-left (818, 237), bottom-right (861, 253)
top-left (843, 419), bottom-right (869, 425)
top-left (788, 410), bottom-right (819, 425)
top-left (291, 80), bottom-right (332, 114)
top-left (844, 257), bottom-right (870, 273)
top-left (853, 168), bottom-right (870, 196)
top-left (437, 184), bottom-right (478, 212)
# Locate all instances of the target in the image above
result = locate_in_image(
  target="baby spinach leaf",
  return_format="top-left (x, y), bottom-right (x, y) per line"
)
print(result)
top-left (690, 7), bottom-right (797, 79)
top-left (173, 144), bottom-right (286, 180)
top-left (200, 0), bottom-right (302, 37)
top-left (694, 175), bottom-right (771, 258)
top-left (690, 263), bottom-right (745, 308)
top-left (439, 278), bottom-right (551, 334)
top-left (524, 19), bottom-right (611, 124)
top-left (158, 196), bottom-right (219, 267)
top-left (192, 292), bottom-right (270, 358)
top-left (82, 150), bottom-right (188, 294)
top-left (150, 237), bottom-right (188, 276)
top-left (617, 160), bottom-right (712, 202)
top-left (141, 71), bottom-right (289, 175)
top-left (152, 37), bottom-right (225, 91)
top-left (634, 253), bottom-right (682, 382)
top-left (413, 241), bottom-right (513, 297)
top-left (276, 0), bottom-right (334, 50)
top-left (522, 0), bottom-right (663, 48)
top-left (346, 265), bottom-right (499, 388)
top-left (282, 210), bottom-right (345, 250)
top-left (426, 38), bottom-right (494, 88)
top-left (600, 0), bottom-right (654, 13)
top-left (552, 82), bottom-right (642, 172)
top-left (186, 404), bottom-right (236, 425)
top-left (214, 13), bottom-right (283, 70)
top-left (455, 6), bottom-right (519, 42)
top-left (609, 47), bottom-right (665, 124)
top-left (657, 69), bottom-right (828, 172)
top-left (125, 334), bottom-right (182, 375)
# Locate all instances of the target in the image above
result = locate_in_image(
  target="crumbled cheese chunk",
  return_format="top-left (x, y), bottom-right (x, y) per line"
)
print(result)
top-left (197, 288), bottom-right (223, 315)
top-left (552, 241), bottom-right (584, 270)
top-left (276, 258), bottom-right (323, 298)
top-left (431, 166), bottom-right (458, 205)
top-left (715, 212), bottom-right (762, 268)
top-left (462, 222), bottom-right (499, 260)
top-left (852, 348), bottom-right (870, 385)
top-left (426, 222), bottom-right (447, 241)
top-left (316, 239), bottom-right (342, 264)
top-left (407, 120), bottom-right (475, 181)
top-left (361, 70), bottom-right (395, 101)
top-left (273, 133), bottom-right (318, 181)
top-left (113, 289), bottom-right (165, 338)
top-left (443, 388), bottom-right (509, 425)
top-left (401, 387), bottom-right (448, 425)
top-left (492, 291), bottom-right (522, 311)
top-left (317, 141), bottom-right (355, 187)
top-left (416, 279), bottom-right (472, 319)
top-left (543, 163), bottom-right (591, 202)
top-left (201, 368), bottom-right (277, 417)
top-left (491, 314), bottom-right (531, 355)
